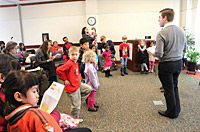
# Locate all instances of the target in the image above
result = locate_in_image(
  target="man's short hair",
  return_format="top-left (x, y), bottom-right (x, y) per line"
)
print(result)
top-left (69, 46), bottom-right (79, 53)
top-left (159, 8), bottom-right (175, 22)
top-left (63, 37), bottom-right (67, 41)
top-left (100, 35), bottom-right (106, 42)
top-left (79, 38), bottom-right (89, 45)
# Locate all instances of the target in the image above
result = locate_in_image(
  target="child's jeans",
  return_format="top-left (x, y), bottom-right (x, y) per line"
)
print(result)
top-left (88, 90), bottom-right (96, 108)
top-left (120, 57), bottom-right (128, 68)
top-left (67, 83), bottom-right (92, 118)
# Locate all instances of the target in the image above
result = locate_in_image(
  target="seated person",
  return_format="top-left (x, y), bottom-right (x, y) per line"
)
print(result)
top-left (18, 42), bottom-right (27, 65)
top-left (4, 41), bottom-right (49, 103)
top-left (51, 41), bottom-right (62, 52)
top-left (35, 40), bottom-right (57, 85)
top-left (4, 41), bottom-right (23, 70)
top-left (0, 41), bottom-right (5, 53)
top-left (98, 35), bottom-right (117, 71)
top-left (0, 54), bottom-right (18, 131)
top-left (63, 37), bottom-right (73, 61)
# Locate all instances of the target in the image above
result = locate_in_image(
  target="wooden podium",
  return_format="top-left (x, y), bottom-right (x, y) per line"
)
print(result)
top-left (126, 40), bottom-right (153, 72)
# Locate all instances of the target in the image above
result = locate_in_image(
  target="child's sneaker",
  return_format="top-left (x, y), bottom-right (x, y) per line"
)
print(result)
top-left (88, 107), bottom-right (98, 112)
top-left (77, 119), bottom-right (84, 123)
top-left (94, 104), bottom-right (99, 108)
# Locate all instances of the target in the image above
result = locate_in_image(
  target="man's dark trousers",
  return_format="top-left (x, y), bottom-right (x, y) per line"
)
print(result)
top-left (158, 59), bottom-right (182, 118)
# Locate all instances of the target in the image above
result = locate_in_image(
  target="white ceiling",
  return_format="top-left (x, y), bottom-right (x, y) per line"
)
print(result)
top-left (0, 0), bottom-right (62, 5)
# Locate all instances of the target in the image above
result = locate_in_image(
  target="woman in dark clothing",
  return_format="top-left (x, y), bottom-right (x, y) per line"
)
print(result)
top-left (81, 27), bottom-right (95, 44)
top-left (35, 40), bottom-right (57, 84)
top-left (5, 41), bottom-right (22, 70)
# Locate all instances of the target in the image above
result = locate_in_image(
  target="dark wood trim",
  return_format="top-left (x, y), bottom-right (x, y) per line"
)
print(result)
top-left (25, 43), bottom-right (80, 49)
top-left (113, 42), bottom-right (121, 45)
top-left (0, 0), bottom-right (85, 8)
top-left (0, 4), bottom-right (17, 8)
top-left (115, 61), bottom-right (120, 64)
top-left (20, 0), bottom-right (85, 6)
top-left (25, 42), bottom-right (123, 49)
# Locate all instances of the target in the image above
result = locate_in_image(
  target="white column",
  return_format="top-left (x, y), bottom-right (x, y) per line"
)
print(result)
top-left (17, 4), bottom-right (24, 43)
top-left (186, 0), bottom-right (192, 32)
top-left (195, 0), bottom-right (200, 52)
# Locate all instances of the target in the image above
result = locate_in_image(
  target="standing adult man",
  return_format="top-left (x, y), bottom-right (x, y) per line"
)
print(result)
top-left (155, 8), bottom-right (187, 119)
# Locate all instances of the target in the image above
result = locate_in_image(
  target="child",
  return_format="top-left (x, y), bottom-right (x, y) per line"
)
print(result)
top-left (89, 27), bottom-right (97, 38)
top-left (89, 44), bottom-right (98, 65)
top-left (119, 35), bottom-right (130, 76)
top-left (78, 38), bottom-right (90, 83)
top-left (83, 50), bottom-right (100, 112)
top-left (137, 40), bottom-right (149, 74)
top-left (90, 27), bottom-right (97, 45)
top-left (103, 43), bottom-right (112, 77)
top-left (0, 54), bottom-right (18, 131)
top-left (3, 70), bottom-right (62, 132)
top-left (147, 41), bottom-right (156, 73)
top-left (18, 42), bottom-right (27, 65)
top-left (56, 46), bottom-right (92, 119)
top-left (51, 41), bottom-right (62, 52)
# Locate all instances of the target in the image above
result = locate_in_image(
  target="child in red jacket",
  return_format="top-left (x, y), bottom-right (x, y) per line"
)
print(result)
top-left (3, 71), bottom-right (62, 132)
top-left (56, 46), bottom-right (92, 119)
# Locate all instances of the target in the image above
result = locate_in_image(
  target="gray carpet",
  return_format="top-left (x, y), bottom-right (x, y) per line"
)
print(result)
top-left (56, 68), bottom-right (200, 132)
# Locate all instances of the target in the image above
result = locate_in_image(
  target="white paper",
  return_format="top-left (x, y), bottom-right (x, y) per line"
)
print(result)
top-left (27, 67), bottom-right (40, 72)
top-left (128, 43), bottom-right (133, 60)
top-left (40, 82), bottom-right (64, 113)
top-left (52, 53), bottom-right (62, 59)
top-left (153, 101), bottom-right (164, 105)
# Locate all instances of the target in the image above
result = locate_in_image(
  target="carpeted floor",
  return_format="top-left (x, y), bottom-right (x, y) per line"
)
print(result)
top-left (56, 68), bottom-right (200, 132)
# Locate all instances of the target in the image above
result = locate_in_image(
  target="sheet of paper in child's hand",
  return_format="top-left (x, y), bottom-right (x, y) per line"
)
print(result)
top-left (40, 82), bottom-right (64, 113)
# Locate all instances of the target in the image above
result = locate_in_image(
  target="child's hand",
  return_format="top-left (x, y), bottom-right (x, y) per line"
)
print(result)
top-left (93, 61), bottom-right (98, 67)
top-left (65, 80), bottom-right (71, 86)
top-left (120, 57), bottom-right (123, 60)
top-left (47, 58), bottom-right (53, 62)
top-left (138, 45), bottom-right (140, 48)
top-left (21, 67), bottom-right (25, 71)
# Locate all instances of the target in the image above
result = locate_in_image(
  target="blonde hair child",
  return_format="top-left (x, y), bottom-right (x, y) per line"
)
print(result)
top-left (83, 50), bottom-right (100, 112)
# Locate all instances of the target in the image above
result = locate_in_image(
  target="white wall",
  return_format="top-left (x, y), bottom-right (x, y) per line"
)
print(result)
top-left (0, 0), bottom-right (181, 45)
top-left (0, 7), bottom-right (22, 43)
top-left (97, 0), bottom-right (180, 41)
top-left (21, 1), bottom-right (86, 45)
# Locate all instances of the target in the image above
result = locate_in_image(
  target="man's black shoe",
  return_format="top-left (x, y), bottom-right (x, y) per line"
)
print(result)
top-left (158, 110), bottom-right (178, 119)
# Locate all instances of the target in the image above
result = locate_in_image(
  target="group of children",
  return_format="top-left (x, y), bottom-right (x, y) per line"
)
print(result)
top-left (0, 33), bottom-right (157, 131)
top-left (137, 40), bottom-right (156, 74)
top-left (119, 36), bottom-right (156, 75)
